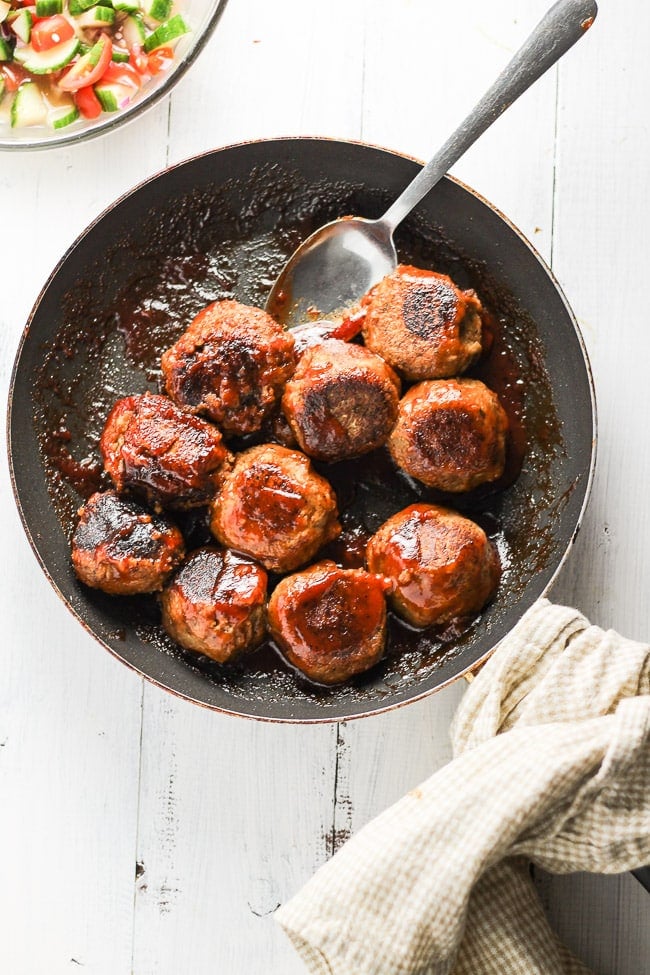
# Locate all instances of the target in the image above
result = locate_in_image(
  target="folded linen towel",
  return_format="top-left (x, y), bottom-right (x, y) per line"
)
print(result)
top-left (276, 599), bottom-right (650, 975)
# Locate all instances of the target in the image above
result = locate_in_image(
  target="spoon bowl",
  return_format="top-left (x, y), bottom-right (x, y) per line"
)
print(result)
top-left (266, 0), bottom-right (597, 328)
top-left (266, 217), bottom-right (397, 327)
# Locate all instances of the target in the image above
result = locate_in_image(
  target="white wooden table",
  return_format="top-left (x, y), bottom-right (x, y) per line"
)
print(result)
top-left (1, 1), bottom-right (649, 972)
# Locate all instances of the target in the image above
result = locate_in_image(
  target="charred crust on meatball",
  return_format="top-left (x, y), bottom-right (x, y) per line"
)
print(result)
top-left (71, 490), bottom-right (185, 595)
top-left (209, 443), bottom-right (341, 573)
top-left (401, 277), bottom-right (459, 339)
top-left (281, 339), bottom-right (401, 463)
top-left (361, 265), bottom-right (483, 380)
top-left (161, 546), bottom-right (268, 664)
top-left (267, 561), bottom-right (390, 684)
top-left (389, 378), bottom-right (509, 492)
top-left (99, 392), bottom-right (231, 510)
top-left (366, 503), bottom-right (500, 628)
top-left (161, 299), bottom-right (297, 435)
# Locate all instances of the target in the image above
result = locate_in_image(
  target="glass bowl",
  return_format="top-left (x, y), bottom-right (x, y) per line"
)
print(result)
top-left (0, 0), bottom-right (229, 150)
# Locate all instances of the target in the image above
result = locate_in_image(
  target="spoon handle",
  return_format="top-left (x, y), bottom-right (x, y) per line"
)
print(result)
top-left (380, 0), bottom-right (597, 233)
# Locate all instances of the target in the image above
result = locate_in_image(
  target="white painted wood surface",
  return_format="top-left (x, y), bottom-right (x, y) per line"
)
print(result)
top-left (1, 1), bottom-right (649, 972)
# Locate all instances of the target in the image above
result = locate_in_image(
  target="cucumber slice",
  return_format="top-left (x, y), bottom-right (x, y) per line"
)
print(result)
top-left (11, 81), bottom-right (47, 127)
top-left (78, 34), bottom-right (104, 64)
top-left (0, 0), bottom-right (11, 23)
top-left (8, 8), bottom-right (33, 43)
top-left (113, 0), bottom-right (138, 10)
top-left (0, 76), bottom-right (5, 100)
top-left (141, 0), bottom-right (170, 22)
top-left (120, 12), bottom-right (145, 46)
top-left (35, 0), bottom-right (62, 14)
top-left (13, 35), bottom-right (79, 72)
top-left (94, 79), bottom-right (133, 111)
top-left (68, 0), bottom-right (99, 13)
top-left (142, 13), bottom-right (189, 52)
top-left (49, 101), bottom-right (80, 128)
top-left (111, 45), bottom-right (130, 62)
top-left (73, 4), bottom-right (115, 26)
top-left (0, 36), bottom-right (14, 60)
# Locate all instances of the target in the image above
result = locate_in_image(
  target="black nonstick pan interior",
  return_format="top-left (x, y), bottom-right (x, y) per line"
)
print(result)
top-left (8, 138), bottom-right (595, 722)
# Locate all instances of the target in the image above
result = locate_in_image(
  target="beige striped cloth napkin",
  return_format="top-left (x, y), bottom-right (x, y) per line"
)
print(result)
top-left (276, 599), bottom-right (650, 974)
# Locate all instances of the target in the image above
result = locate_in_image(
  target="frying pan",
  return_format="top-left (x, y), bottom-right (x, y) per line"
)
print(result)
top-left (7, 137), bottom-right (596, 722)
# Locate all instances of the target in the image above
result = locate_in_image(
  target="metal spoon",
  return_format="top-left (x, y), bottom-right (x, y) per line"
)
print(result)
top-left (266, 0), bottom-right (597, 328)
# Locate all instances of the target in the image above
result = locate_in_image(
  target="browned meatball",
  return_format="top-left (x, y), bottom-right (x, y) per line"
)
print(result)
top-left (161, 299), bottom-right (296, 435)
top-left (161, 547), bottom-right (268, 664)
top-left (389, 379), bottom-right (508, 492)
top-left (267, 561), bottom-right (390, 684)
top-left (366, 503), bottom-right (500, 627)
top-left (362, 264), bottom-right (483, 380)
top-left (160, 546), bottom-right (267, 664)
top-left (100, 393), bottom-right (231, 510)
top-left (71, 490), bottom-right (185, 595)
top-left (210, 444), bottom-right (341, 572)
top-left (281, 339), bottom-right (401, 462)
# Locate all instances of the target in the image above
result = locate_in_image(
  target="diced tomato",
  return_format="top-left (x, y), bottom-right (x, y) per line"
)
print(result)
top-left (74, 84), bottom-right (102, 119)
top-left (31, 14), bottom-right (74, 51)
top-left (1, 63), bottom-right (30, 92)
top-left (147, 46), bottom-right (174, 75)
top-left (100, 61), bottom-right (142, 91)
top-left (58, 33), bottom-right (112, 92)
top-left (129, 43), bottom-right (149, 77)
top-left (332, 307), bottom-right (367, 342)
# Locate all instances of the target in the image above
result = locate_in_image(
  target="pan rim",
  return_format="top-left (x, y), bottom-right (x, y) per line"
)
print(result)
top-left (6, 135), bottom-right (598, 723)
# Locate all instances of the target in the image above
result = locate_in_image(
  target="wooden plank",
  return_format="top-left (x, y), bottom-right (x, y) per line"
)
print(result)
top-left (548, 0), bottom-right (650, 636)
top-left (0, 109), bottom-right (170, 972)
top-left (537, 4), bottom-right (650, 968)
top-left (0, 534), bottom-right (143, 972)
top-left (361, 0), bottom-right (558, 260)
top-left (165, 0), bottom-right (368, 163)
top-left (329, 689), bottom-right (464, 854)
top-left (132, 690), bottom-right (335, 974)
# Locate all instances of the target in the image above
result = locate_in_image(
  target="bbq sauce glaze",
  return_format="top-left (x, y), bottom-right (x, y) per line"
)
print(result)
top-left (33, 172), bottom-right (563, 700)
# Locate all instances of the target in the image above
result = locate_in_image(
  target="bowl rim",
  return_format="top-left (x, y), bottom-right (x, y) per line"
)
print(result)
top-left (6, 135), bottom-right (598, 722)
top-left (0, 0), bottom-right (231, 152)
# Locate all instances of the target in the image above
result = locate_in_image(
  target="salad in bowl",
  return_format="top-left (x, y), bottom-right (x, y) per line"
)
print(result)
top-left (0, 0), bottom-right (227, 146)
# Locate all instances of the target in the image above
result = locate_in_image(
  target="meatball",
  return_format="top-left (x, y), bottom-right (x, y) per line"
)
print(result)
top-left (161, 299), bottom-right (296, 435)
top-left (366, 503), bottom-right (500, 627)
top-left (389, 379), bottom-right (508, 492)
top-left (161, 547), bottom-right (267, 664)
top-left (71, 490), bottom-right (185, 595)
top-left (362, 264), bottom-right (483, 380)
top-left (281, 339), bottom-right (401, 462)
top-left (100, 393), bottom-right (231, 510)
top-left (209, 444), bottom-right (341, 572)
top-left (267, 561), bottom-right (390, 684)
